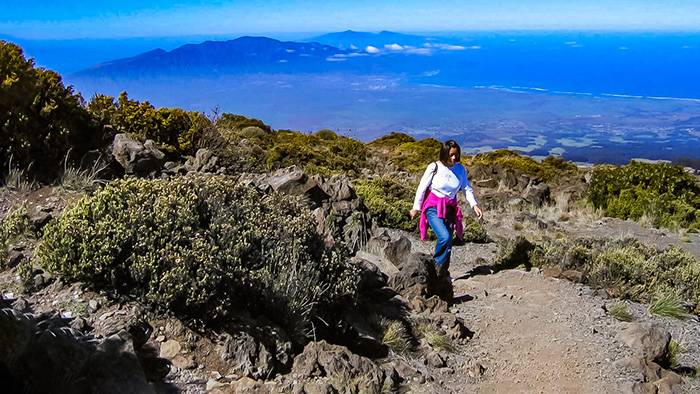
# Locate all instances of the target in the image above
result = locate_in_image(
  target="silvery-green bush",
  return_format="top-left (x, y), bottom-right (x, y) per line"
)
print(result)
top-left (38, 175), bottom-right (359, 343)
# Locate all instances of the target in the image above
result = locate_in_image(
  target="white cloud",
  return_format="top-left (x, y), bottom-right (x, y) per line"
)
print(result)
top-left (332, 52), bottom-right (370, 58)
top-left (405, 48), bottom-right (434, 55)
top-left (385, 43), bottom-right (404, 51)
top-left (326, 57), bottom-right (346, 62)
top-left (365, 45), bottom-right (381, 54)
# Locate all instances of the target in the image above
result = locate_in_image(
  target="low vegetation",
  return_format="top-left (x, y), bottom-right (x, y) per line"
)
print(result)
top-left (1, 41), bottom-right (101, 183)
top-left (529, 237), bottom-right (700, 305)
top-left (37, 175), bottom-right (361, 345)
top-left (353, 178), bottom-right (416, 232)
top-left (588, 161), bottom-right (700, 232)
top-left (648, 294), bottom-right (691, 321)
top-left (607, 303), bottom-right (635, 322)
top-left (0, 204), bottom-right (33, 269)
top-left (467, 149), bottom-right (580, 182)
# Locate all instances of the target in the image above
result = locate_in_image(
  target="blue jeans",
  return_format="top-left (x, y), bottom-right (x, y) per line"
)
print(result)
top-left (425, 207), bottom-right (454, 273)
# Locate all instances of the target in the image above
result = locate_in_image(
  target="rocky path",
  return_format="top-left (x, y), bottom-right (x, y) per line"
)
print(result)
top-left (451, 269), bottom-right (630, 393)
top-left (400, 215), bottom-right (700, 394)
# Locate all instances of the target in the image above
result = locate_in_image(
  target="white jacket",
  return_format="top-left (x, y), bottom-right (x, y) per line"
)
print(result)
top-left (412, 162), bottom-right (478, 211)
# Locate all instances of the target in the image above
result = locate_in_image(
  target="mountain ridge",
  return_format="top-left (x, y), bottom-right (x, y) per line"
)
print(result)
top-left (71, 36), bottom-right (359, 78)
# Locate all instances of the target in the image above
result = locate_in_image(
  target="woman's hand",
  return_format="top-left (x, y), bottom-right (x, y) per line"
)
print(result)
top-left (473, 205), bottom-right (483, 220)
top-left (410, 209), bottom-right (420, 220)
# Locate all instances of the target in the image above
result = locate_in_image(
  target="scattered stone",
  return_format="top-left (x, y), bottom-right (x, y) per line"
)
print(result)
top-left (292, 340), bottom-right (386, 393)
top-left (615, 323), bottom-right (671, 362)
top-left (112, 133), bottom-right (166, 176)
top-left (70, 316), bottom-right (89, 332)
top-left (172, 355), bottom-right (197, 370)
top-left (424, 350), bottom-right (446, 368)
top-left (160, 339), bottom-right (181, 359)
top-left (217, 331), bottom-right (274, 380)
top-left (99, 311), bottom-right (115, 321)
top-left (11, 297), bottom-right (30, 312)
top-left (8, 250), bottom-right (24, 268)
top-left (88, 299), bottom-right (100, 313)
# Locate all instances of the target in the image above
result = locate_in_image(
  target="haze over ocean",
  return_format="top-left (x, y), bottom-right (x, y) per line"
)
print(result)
top-left (3, 1), bottom-right (699, 164)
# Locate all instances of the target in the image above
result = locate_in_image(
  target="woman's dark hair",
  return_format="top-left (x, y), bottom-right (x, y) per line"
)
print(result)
top-left (439, 140), bottom-right (461, 165)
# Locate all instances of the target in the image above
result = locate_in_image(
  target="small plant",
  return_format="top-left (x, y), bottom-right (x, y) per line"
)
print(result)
top-left (462, 216), bottom-right (489, 243)
top-left (664, 340), bottom-right (689, 370)
top-left (415, 322), bottom-right (455, 353)
top-left (353, 178), bottom-right (416, 232)
top-left (2, 157), bottom-right (36, 194)
top-left (608, 303), bottom-right (634, 322)
top-left (58, 152), bottom-right (108, 193)
top-left (381, 318), bottom-right (411, 354)
top-left (0, 204), bottom-right (35, 270)
top-left (648, 294), bottom-right (691, 321)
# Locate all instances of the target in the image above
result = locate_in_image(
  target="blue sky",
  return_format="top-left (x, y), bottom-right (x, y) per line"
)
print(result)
top-left (3, 0), bottom-right (700, 40)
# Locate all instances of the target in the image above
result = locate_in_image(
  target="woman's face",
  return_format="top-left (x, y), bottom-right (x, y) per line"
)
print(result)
top-left (446, 148), bottom-right (459, 167)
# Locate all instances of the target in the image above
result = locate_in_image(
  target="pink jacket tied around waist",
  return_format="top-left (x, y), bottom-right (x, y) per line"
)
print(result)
top-left (419, 191), bottom-right (463, 241)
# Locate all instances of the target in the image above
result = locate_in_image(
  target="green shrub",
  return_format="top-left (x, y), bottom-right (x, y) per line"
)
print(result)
top-left (470, 149), bottom-right (540, 176)
top-left (468, 150), bottom-right (580, 183)
top-left (368, 132), bottom-right (416, 147)
top-left (588, 161), bottom-right (700, 231)
top-left (217, 113), bottom-right (272, 135)
top-left (353, 178), bottom-right (415, 232)
top-left (538, 156), bottom-right (580, 182)
top-left (267, 130), bottom-right (367, 176)
top-left (391, 138), bottom-right (442, 173)
top-left (461, 216), bottom-right (489, 243)
top-left (1, 41), bottom-right (99, 182)
top-left (532, 237), bottom-right (700, 304)
top-left (38, 175), bottom-right (360, 344)
top-left (315, 129), bottom-right (338, 140)
top-left (0, 204), bottom-right (34, 270)
top-left (89, 92), bottom-right (207, 158)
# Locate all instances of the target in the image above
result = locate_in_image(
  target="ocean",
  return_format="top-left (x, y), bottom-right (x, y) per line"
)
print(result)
top-left (5, 31), bottom-right (700, 164)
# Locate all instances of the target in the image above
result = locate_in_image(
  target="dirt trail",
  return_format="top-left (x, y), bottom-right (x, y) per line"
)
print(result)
top-left (451, 269), bottom-right (629, 393)
top-left (400, 215), bottom-right (700, 394)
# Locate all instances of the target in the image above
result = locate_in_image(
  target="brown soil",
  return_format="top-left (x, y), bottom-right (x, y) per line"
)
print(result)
top-left (399, 211), bottom-right (700, 394)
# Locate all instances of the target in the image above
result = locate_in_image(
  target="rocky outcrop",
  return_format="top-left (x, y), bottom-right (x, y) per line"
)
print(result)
top-left (468, 164), bottom-right (585, 211)
top-left (0, 300), bottom-right (156, 394)
top-left (388, 252), bottom-right (454, 304)
top-left (239, 166), bottom-right (374, 252)
top-left (111, 133), bottom-right (166, 177)
top-left (614, 323), bottom-right (683, 394)
top-left (290, 340), bottom-right (391, 393)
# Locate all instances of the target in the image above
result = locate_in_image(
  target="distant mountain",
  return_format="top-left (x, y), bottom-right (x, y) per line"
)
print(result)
top-left (308, 30), bottom-right (443, 50)
top-left (70, 36), bottom-right (360, 78)
top-left (68, 31), bottom-right (475, 80)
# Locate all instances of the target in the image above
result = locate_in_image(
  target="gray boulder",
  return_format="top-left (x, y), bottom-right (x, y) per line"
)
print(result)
top-left (184, 148), bottom-right (219, 173)
top-left (292, 340), bottom-right (388, 393)
top-left (217, 331), bottom-right (274, 380)
top-left (389, 252), bottom-right (453, 303)
top-left (112, 133), bottom-right (166, 176)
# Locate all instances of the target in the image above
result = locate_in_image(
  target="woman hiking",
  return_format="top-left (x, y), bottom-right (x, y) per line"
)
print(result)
top-left (410, 140), bottom-right (483, 280)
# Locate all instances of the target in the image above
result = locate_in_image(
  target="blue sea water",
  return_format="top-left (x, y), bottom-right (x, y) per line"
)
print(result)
top-left (414, 31), bottom-right (700, 101)
top-left (4, 31), bottom-right (700, 164)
